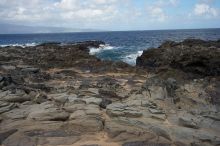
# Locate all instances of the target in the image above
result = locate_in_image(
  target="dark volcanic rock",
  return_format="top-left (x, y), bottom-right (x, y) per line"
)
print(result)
top-left (137, 39), bottom-right (220, 76)
top-left (99, 98), bottom-right (112, 109)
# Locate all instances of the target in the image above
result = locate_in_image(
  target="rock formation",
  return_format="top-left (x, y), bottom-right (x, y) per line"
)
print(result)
top-left (0, 39), bottom-right (220, 146)
top-left (137, 39), bottom-right (220, 76)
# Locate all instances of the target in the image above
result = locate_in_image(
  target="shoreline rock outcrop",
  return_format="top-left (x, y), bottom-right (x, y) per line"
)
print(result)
top-left (0, 39), bottom-right (220, 146)
top-left (137, 39), bottom-right (220, 76)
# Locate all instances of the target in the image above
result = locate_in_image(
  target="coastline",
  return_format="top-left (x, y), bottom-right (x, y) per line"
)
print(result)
top-left (0, 39), bottom-right (220, 146)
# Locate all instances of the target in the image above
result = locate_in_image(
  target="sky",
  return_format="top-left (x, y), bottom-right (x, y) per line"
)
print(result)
top-left (0, 0), bottom-right (220, 31)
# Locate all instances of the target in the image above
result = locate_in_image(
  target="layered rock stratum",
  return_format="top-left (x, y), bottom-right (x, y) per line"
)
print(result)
top-left (0, 39), bottom-right (220, 146)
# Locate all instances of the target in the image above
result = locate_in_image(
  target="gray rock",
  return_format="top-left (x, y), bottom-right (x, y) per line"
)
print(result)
top-left (106, 103), bottom-right (142, 117)
top-left (2, 132), bottom-right (37, 146)
top-left (165, 78), bottom-right (178, 98)
top-left (67, 116), bottom-right (104, 132)
top-left (179, 117), bottom-right (199, 129)
top-left (28, 104), bottom-right (69, 121)
top-left (202, 112), bottom-right (220, 121)
top-left (149, 108), bottom-right (165, 114)
top-left (151, 114), bottom-right (166, 121)
top-left (99, 98), bottom-right (112, 109)
top-left (82, 97), bottom-right (102, 105)
top-left (31, 92), bottom-right (48, 104)
top-left (151, 126), bottom-right (171, 141)
top-left (122, 141), bottom-right (171, 146)
top-left (49, 93), bottom-right (69, 104)
top-left (0, 65), bottom-right (16, 71)
top-left (28, 108), bottom-right (69, 121)
top-left (2, 94), bottom-right (31, 103)
top-left (0, 129), bottom-right (17, 144)
top-left (0, 101), bottom-right (17, 114)
top-left (2, 105), bottom-right (31, 119)
top-left (67, 94), bottom-right (78, 102)
top-left (69, 110), bottom-right (86, 120)
top-left (21, 67), bottom-right (40, 73)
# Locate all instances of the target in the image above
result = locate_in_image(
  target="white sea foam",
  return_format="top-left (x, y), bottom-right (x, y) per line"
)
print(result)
top-left (89, 44), bottom-right (117, 55)
top-left (0, 42), bottom-right (38, 48)
top-left (123, 50), bottom-right (143, 65)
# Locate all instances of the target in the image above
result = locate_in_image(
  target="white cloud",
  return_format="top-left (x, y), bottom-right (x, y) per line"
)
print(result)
top-left (194, 3), bottom-right (218, 17)
top-left (155, 0), bottom-right (179, 7)
top-left (147, 6), bottom-right (168, 22)
top-left (0, 0), bottom-right (121, 27)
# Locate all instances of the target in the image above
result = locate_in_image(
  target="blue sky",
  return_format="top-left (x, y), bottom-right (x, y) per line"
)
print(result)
top-left (0, 0), bottom-right (219, 30)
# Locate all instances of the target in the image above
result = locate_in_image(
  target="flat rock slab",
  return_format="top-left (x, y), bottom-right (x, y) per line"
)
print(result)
top-left (0, 129), bottom-right (17, 144)
top-left (2, 94), bottom-right (31, 103)
top-left (28, 108), bottom-right (69, 121)
top-left (106, 103), bottom-right (142, 118)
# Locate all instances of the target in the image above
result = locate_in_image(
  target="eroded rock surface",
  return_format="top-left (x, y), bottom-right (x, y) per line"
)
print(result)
top-left (0, 40), bottom-right (220, 146)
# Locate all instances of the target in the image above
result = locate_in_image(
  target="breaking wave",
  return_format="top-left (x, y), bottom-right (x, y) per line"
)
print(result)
top-left (0, 43), bottom-right (38, 48)
top-left (122, 50), bottom-right (143, 65)
top-left (89, 44), bottom-right (118, 55)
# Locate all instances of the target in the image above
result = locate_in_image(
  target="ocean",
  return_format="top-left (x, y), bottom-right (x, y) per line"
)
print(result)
top-left (0, 28), bottom-right (220, 65)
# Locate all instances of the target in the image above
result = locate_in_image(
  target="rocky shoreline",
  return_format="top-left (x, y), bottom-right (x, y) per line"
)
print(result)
top-left (0, 39), bottom-right (220, 146)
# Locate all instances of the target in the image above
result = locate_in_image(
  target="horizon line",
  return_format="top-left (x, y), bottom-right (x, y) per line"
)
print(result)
top-left (0, 27), bottom-right (220, 35)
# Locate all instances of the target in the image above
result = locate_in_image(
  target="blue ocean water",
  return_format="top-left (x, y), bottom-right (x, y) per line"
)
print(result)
top-left (0, 29), bottom-right (220, 65)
